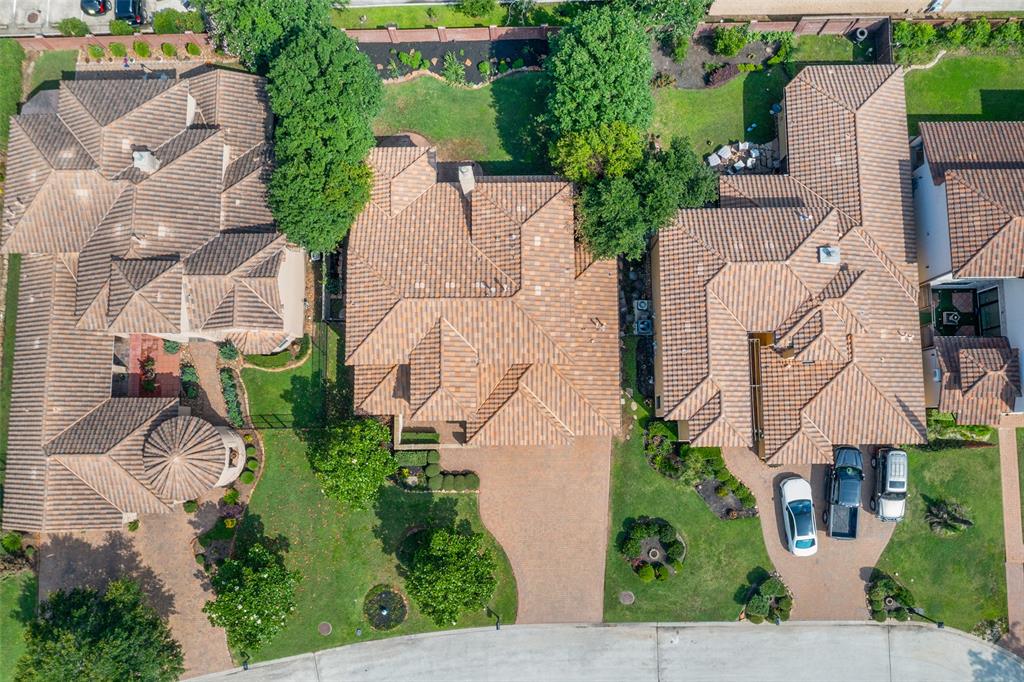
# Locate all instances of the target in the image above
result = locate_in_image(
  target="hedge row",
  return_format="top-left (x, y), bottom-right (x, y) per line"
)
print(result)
top-left (219, 368), bottom-right (244, 428)
top-left (426, 472), bottom-right (479, 491)
top-left (396, 450), bottom-right (441, 468)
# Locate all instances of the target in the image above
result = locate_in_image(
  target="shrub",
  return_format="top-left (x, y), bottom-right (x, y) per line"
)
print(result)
top-left (1, 531), bottom-right (23, 555)
top-left (163, 339), bottom-right (180, 354)
top-left (307, 419), bottom-right (396, 508)
top-left (405, 528), bottom-right (497, 626)
top-left (671, 559), bottom-right (684, 572)
top-left (664, 540), bottom-right (685, 561)
top-left (109, 19), bottom-right (135, 36)
top-left (893, 20), bottom-right (936, 50)
top-left (737, 489), bottom-right (757, 509)
top-left (478, 60), bottom-right (491, 75)
top-left (245, 456), bottom-right (259, 469)
top-left (219, 369), bottom-right (244, 428)
top-left (180, 364), bottom-right (199, 400)
top-left (963, 17), bottom-right (992, 49)
top-left (746, 593), bottom-right (771, 618)
top-left (426, 450), bottom-right (441, 465)
top-left (511, 57), bottom-right (525, 69)
top-left (442, 474), bottom-right (455, 490)
top-left (153, 8), bottom-right (205, 34)
top-left (396, 450), bottom-right (430, 467)
top-left (195, 553), bottom-right (206, 565)
top-left (223, 488), bottom-right (240, 505)
top-left (183, 500), bottom-right (198, 514)
top-left (57, 17), bottom-right (89, 37)
top-left (707, 62), bottom-right (739, 87)
top-left (218, 341), bottom-right (239, 361)
top-left (453, 475), bottom-right (468, 491)
top-left (637, 563), bottom-right (655, 583)
top-left (398, 49), bottom-right (425, 71)
top-left (652, 71), bottom-right (675, 88)
top-left (456, 0), bottom-right (497, 18)
top-left (747, 614), bottom-right (764, 624)
top-left (990, 20), bottom-right (1021, 48)
top-left (186, 42), bottom-right (202, 56)
top-left (427, 476), bottom-right (443, 490)
top-left (110, 42), bottom-right (127, 57)
top-left (759, 577), bottom-right (788, 598)
top-left (713, 24), bottom-right (750, 56)
top-left (941, 23), bottom-right (967, 48)
top-left (134, 41), bottom-right (151, 58)
top-left (87, 44), bottom-right (104, 60)
top-left (654, 564), bottom-right (668, 581)
top-left (871, 608), bottom-right (888, 623)
top-left (243, 433), bottom-right (254, 444)
top-left (127, 519), bottom-right (140, 532)
top-left (425, 463), bottom-right (442, 478)
top-left (465, 473), bottom-right (480, 489)
top-left (239, 470), bottom-right (255, 485)
top-left (498, 61), bottom-right (509, 73)
top-left (442, 51), bottom-right (466, 86)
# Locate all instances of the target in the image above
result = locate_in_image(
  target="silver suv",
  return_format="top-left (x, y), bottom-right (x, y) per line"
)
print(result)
top-left (870, 448), bottom-right (908, 522)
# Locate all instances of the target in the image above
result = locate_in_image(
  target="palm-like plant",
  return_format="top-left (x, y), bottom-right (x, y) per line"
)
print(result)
top-left (925, 499), bottom-right (973, 535)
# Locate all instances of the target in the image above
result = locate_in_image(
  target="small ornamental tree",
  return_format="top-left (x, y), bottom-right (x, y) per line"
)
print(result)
top-left (712, 24), bottom-right (750, 57)
top-left (406, 528), bottom-right (497, 626)
top-left (16, 579), bottom-right (183, 681)
top-left (203, 541), bottom-right (301, 651)
top-left (307, 418), bottom-right (395, 509)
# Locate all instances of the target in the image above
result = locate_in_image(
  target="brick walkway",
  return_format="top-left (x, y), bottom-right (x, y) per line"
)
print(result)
top-left (441, 436), bottom-right (613, 624)
top-left (189, 341), bottom-right (229, 426)
top-left (723, 447), bottom-right (895, 620)
top-left (997, 413), bottom-right (1024, 657)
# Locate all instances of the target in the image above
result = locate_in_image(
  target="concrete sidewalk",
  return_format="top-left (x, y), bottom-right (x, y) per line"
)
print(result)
top-left (194, 621), bottom-right (1024, 682)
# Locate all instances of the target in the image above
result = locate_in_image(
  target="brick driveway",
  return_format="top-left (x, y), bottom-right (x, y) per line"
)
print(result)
top-left (723, 447), bottom-right (895, 620)
top-left (441, 436), bottom-right (613, 624)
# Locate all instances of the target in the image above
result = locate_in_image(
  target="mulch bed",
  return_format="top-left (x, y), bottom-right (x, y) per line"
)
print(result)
top-left (695, 478), bottom-right (758, 520)
top-left (358, 39), bottom-right (548, 84)
top-left (651, 33), bottom-right (778, 89)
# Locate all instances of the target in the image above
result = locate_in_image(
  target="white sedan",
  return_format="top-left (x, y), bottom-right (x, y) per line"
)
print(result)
top-left (780, 476), bottom-right (818, 557)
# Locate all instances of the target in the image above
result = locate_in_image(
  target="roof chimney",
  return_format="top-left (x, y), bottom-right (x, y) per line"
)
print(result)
top-left (132, 150), bottom-right (161, 174)
top-left (458, 164), bottom-right (475, 196)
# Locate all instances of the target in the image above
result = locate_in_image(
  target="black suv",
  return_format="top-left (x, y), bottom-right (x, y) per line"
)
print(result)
top-left (115, 0), bottom-right (144, 25)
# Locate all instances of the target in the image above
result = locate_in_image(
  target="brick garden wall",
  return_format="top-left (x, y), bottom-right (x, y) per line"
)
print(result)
top-left (13, 31), bottom-right (214, 54)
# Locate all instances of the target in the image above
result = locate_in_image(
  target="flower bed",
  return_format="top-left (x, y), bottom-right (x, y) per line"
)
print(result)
top-left (742, 574), bottom-right (792, 624)
top-left (363, 584), bottom-right (408, 630)
top-left (393, 451), bottom-right (480, 492)
top-left (618, 516), bottom-right (686, 582)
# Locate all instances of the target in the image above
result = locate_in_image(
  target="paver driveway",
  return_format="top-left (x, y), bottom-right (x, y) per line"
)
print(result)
top-left (441, 436), bottom-right (613, 624)
top-left (723, 447), bottom-right (895, 620)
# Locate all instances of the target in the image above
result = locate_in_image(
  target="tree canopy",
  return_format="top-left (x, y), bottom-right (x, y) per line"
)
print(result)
top-left (203, 540), bottom-right (301, 652)
top-left (199, 0), bottom-right (329, 71)
top-left (16, 579), bottom-right (183, 682)
top-left (406, 527), bottom-right (497, 626)
top-left (613, 0), bottom-right (712, 38)
top-left (550, 121), bottom-right (645, 184)
top-left (266, 23), bottom-right (382, 253)
top-left (545, 4), bottom-right (654, 137)
top-left (307, 418), bottom-right (396, 509)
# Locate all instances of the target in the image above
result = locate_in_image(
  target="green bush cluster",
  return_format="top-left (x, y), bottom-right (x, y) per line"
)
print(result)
top-left (239, 470), bottom-right (256, 485)
top-left (133, 41), bottom-right (151, 58)
top-left (398, 49), bottom-right (426, 71)
top-left (478, 60), bottom-right (491, 76)
top-left (87, 44), bottom-right (104, 60)
top-left (183, 500), bottom-right (198, 514)
top-left (396, 450), bottom-right (437, 467)
top-left (218, 341), bottom-right (240, 361)
top-left (186, 42), bottom-right (202, 56)
top-left (109, 19), bottom-right (135, 36)
top-left (57, 17), bottom-right (89, 37)
top-left (620, 516), bottom-right (686, 583)
top-left (180, 363), bottom-right (199, 400)
top-left (161, 43), bottom-right (177, 58)
top-left (762, 31), bottom-right (795, 65)
top-left (425, 469), bottom-right (479, 491)
top-left (110, 42), bottom-right (127, 57)
top-left (443, 51), bottom-right (466, 86)
top-left (1, 531), bottom-right (23, 555)
top-left (456, 0), bottom-right (496, 18)
top-left (868, 572), bottom-right (916, 622)
top-left (745, 575), bottom-right (792, 624)
top-left (223, 487), bottom-right (240, 505)
top-left (894, 18), bottom-right (1024, 63)
top-left (152, 8), bottom-right (205, 35)
top-left (163, 339), bottom-right (181, 354)
top-left (926, 409), bottom-right (995, 444)
top-left (713, 24), bottom-right (750, 57)
top-left (219, 368), bottom-right (244, 428)
top-left (737, 62), bottom-right (764, 72)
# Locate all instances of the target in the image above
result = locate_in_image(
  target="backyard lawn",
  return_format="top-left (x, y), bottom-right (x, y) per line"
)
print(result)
top-left (374, 72), bottom-right (548, 174)
top-left (875, 442), bottom-right (1007, 632)
top-left (791, 34), bottom-right (873, 64)
top-left (332, 2), bottom-right (581, 29)
top-left (0, 571), bottom-right (35, 682)
top-left (904, 55), bottom-right (1024, 135)
top-left (0, 39), bottom-right (24, 148)
top-left (240, 326), bottom-right (516, 661)
top-left (27, 50), bottom-right (77, 96)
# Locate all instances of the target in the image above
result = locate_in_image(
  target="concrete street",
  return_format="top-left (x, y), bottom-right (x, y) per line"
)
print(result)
top-left (193, 622), bottom-right (1024, 682)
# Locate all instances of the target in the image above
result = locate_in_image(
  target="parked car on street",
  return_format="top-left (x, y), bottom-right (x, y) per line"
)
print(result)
top-left (871, 448), bottom-right (908, 522)
top-left (824, 446), bottom-right (864, 540)
top-left (115, 0), bottom-right (144, 25)
top-left (780, 476), bottom-right (818, 556)
top-left (81, 0), bottom-right (108, 16)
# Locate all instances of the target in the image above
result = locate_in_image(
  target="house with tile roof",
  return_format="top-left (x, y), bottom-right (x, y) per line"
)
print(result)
top-left (652, 65), bottom-right (927, 464)
top-left (1, 68), bottom-right (303, 532)
top-left (913, 121), bottom-right (1024, 423)
top-left (345, 146), bottom-right (620, 446)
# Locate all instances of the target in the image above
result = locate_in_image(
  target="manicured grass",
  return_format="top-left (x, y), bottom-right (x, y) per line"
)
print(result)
top-left (0, 571), bottom-right (36, 682)
top-left (374, 72), bottom-right (548, 174)
top-left (603, 423), bottom-right (774, 621)
top-left (244, 336), bottom-right (311, 370)
top-left (0, 39), bottom-right (25, 148)
top-left (0, 254), bottom-right (21, 488)
top-left (652, 66), bottom-right (790, 155)
top-left (240, 326), bottom-right (516, 661)
top-left (332, 2), bottom-right (581, 29)
top-left (904, 55), bottom-right (1024, 136)
top-left (27, 50), bottom-right (77, 96)
top-left (875, 442), bottom-right (1007, 631)
top-left (1018, 428), bottom-right (1024, 534)
top-left (791, 34), bottom-right (872, 64)
top-left (400, 430), bottom-right (441, 445)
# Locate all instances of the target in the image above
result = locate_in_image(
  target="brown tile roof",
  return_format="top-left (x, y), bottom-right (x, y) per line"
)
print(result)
top-left (655, 66), bottom-right (926, 464)
top-left (2, 70), bottom-right (287, 532)
top-left (346, 147), bottom-right (620, 446)
top-left (934, 336), bottom-right (1021, 426)
top-left (920, 121), bottom-right (1024, 278)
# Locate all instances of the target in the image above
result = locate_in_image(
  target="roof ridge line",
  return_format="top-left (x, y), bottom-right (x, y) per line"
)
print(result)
top-left (794, 69), bottom-right (856, 114)
top-left (519, 382), bottom-right (574, 437)
top-left (50, 457), bottom-right (127, 514)
top-left (43, 396), bottom-right (175, 453)
top-left (56, 453), bottom-right (170, 512)
top-left (538, 362), bottom-right (614, 431)
top-left (508, 299), bottom-right (573, 365)
top-left (56, 111), bottom-right (99, 168)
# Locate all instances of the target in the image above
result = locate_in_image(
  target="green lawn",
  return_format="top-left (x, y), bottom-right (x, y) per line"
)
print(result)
top-left (875, 442), bottom-right (1007, 631)
top-left (904, 55), bottom-right (1024, 136)
top-left (240, 326), bottom-right (516, 661)
top-left (27, 50), bottom-right (77, 96)
top-left (1018, 429), bottom-right (1023, 534)
top-left (791, 34), bottom-right (873, 64)
top-left (0, 254), bottom-right (21, 488)
top-left (332, 2), bottom-right (582, 29)
top-left (374, 72), bottom-right (548, 174)
top-left (0, 571), bottom-right (36, 682)
top-left (0, 39), bottom-right (25, 148)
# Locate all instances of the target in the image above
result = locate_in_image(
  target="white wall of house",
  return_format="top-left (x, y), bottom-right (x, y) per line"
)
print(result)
top-left (913, 161), bottom-right (953, 284)
top-left (1001, 278), bottom-right (1024, 413)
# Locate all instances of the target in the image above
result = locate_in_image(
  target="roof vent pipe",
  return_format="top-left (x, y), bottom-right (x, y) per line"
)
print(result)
top-left (458, 164), bottom-right (475, 196)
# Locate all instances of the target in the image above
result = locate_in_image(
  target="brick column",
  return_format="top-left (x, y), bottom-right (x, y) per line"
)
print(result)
top-left (488, 24), bottom-right (498, 40)
top-left (437, 26), bottom-right (448, 42)
top-left (387, 24), bottom-right (399, 43)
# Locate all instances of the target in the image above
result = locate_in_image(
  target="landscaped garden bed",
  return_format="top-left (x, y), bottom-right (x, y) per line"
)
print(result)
top-left (741, 574), bottom-right (793, 624)
top-left (617, 516), bottom-right (686, 583)
top-left (359, 39), bottom-right (548, 85)
top-left (393, 450), bottom-right (480, 493)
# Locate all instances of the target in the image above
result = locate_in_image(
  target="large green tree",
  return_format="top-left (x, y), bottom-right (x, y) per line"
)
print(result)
top-left (306, 418), bottom-right (396, 509)
top-left (266, 24), bottom-right (383, 253)
top-left (545, 4), bottom-right (654, 137)
top-left (406, 527), bottom-right (497, 626)
top-left (578, 137), bottom-right (717, 260)
top-left (613, 0), bottom-right (712, 38)
top-left (199, 0), bottom-right (329, 71)
top-left (203, 541), bottom-right (301, 652)
top-left (550, 121), bottom-right (645, 184)
top-left (16, 579), bottom-right (183, 682)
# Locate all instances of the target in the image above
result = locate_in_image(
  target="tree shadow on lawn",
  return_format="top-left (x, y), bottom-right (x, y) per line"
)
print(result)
top-left (486, 72), bottom-right (550, 175)
top-left (372, 488), bottom-right (460, 558)
top-left (9, 572), bottom-right (38, 626)
top-left (732, 565), bottom-right (772, 606)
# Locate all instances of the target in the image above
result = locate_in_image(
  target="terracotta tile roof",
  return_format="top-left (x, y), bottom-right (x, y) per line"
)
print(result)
top-left (655, 66), bottom-right (926, 464)
top-left (2, 70), bottom-right (290, 532)
top-left (934, 336), bottom-right (1021, 426)
top-left (920, 122), bottom-right (1024, 278)
top-left (347, 147), bottom-right (620, 446)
